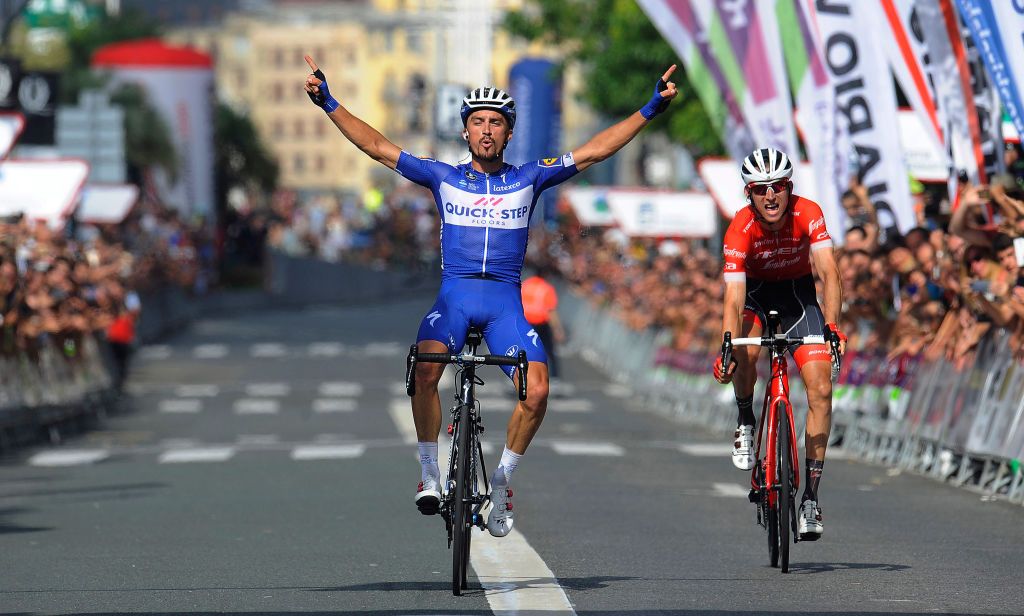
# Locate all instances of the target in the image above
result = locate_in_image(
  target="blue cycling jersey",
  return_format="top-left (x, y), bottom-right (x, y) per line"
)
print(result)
top-left (395, 151), bottom-right (579, 284)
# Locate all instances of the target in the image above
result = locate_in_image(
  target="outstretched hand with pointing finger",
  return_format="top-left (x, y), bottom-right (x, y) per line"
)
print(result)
top-left (303, 54), bottom-right (339, 112)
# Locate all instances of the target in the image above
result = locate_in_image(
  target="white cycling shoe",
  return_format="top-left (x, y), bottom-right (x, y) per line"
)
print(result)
top-left (486, 484), bottom-right (514, 537)
top-left (798, 499), bottom-right (824, 540)
top-left (415, 477), bottom-right (441, 515)
top-left (732, 425), bottom-right (755, 470)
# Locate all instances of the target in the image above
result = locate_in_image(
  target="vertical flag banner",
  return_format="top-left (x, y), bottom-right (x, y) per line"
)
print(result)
top-left (638, 0), bottom-right (755, 161)
top-left (815, 0), bottom-right (915, 234)
top-left (695, 0), bottom-right (799, 156)
top-left (956, 0), bottom-right (1024, 144)
top-left (778, 0), bottom-right (848, 236)
top-left (957, 8), bottom-right (1004, 181)
top-left (878, 0), bottom-right (947, 168)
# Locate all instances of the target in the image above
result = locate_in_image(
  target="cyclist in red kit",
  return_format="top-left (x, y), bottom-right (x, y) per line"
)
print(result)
top-left (713, 148), bottom-right (846, 540)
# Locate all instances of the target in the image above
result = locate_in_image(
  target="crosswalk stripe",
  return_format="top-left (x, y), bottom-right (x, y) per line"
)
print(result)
top-left (603, 383), bottom-right (632, 398)
top-left (712, 483), bottom-right (750, 498)
top-left (388, 399), bottom-right (417, 444)
top-left (250, 343), bottom-right (287, 358)
top-left (313, 398), bottom-right (357, 413)
top-left (193, 344), bottom-right (228, 359)
top-left (245, 383), bottom-right (291, 397)
top-left (318, 382), bottom-right (363, 397)
top-left (550, 441), bottom-right (624, 456)
top-left (139, 345), bottom-right (172, 360)
top-left (679, 443), bottom-right (732, 457)
top-left (158, 399), bottom-right (202, 414)
top-left (174, 385), bottom-right (219, 397)
top-left (549, 399), bottom-right (593, 413)
top-left (308, 342), bottom-right (345, 357)
top-left (365, 342), bottom-right (402, 356)
top-left (159, 447), bottom-right (235, 463)
top-left (234, 399), bottom-right (280, 414)
top-left (237, 434), bottom-right (279, 446)
top-left (291, 444), bottom-right (365, 460)
top-left (160, 438), bottom-right (200, 448)
top-left (28, 449), bottom-right (110, 466)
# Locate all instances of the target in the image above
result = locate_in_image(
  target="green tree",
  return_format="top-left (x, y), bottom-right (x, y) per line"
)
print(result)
top-left (214, 102), bottom-right (279, 209)
top-left (61, 9), bottom-right (163, 103)
top-left (503, 0), bottom-right (724, 156)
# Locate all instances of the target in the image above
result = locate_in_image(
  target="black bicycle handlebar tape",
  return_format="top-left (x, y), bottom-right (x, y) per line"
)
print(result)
top-left (516, 350), bottom-right (528, 401)
top-left (721, 332), bottom-right (733, 372)
top-left (405, 345), bottom-right (418, 397)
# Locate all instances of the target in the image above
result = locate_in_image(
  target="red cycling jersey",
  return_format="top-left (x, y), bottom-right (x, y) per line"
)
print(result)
top-left (722, 195), bottom-right (833, 283)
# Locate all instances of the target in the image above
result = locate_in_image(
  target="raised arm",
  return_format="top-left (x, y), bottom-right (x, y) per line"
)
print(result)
top-left (304, 55), bottom-right (402, 170)
top-left (572, 65), bottom-right (678, 173)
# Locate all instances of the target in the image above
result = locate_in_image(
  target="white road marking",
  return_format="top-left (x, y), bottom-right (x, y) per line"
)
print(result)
top-left (245, 383), bottom-right (291, 397)
top-left (473, 528), bottom-right (576, 615)
top-left (603, 383), bottom-right (632, 398)
top-left (160, 438), bottom-right (200, 448)
top-left (139, 345), bottom-right (172, 360)
top-left (313, 398), bottom-right (357, 413)
top-left (159, 447), bottom-right (235, 463)
top-left (234, 399), bottom-right (280, 414)
top-left (318, 382), bottom-right (363, 397)
top-left (549, 399), bottom-right (593, 413)
top-left (237, 434), bottom-right (279, 446)
top-left (388, 398), bottom-right (417, 444)
top-left (250, 343), bottom-right (287, 358)
top-left (291, 444), bottom-right (365, 460)
top-left (480, 441), bottom-right (496, 455)
top-left (679, 443), bottom-right (733, 457)
top-left (174, 384), bottom-right (219, 398)
top-left (158, 399), bottom-right (202, 414)
top-left (550, 441), bottom-right (624, 456)
top-left (712, 483), bottom-right (750, 498)
top-left (308, 342), bottom-right (345, 357)
top-left (193, 344), bottom-right (229, 359)
top-left (365, 342), bottom-right (402, 356)
top-left (28, 449), bottom-right (110, 467)
top-left (390, 382), bottom-right (410, 396)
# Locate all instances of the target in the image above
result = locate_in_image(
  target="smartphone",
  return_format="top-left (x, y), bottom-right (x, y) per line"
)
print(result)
top-left (1015, 237), bottom-right (1024, 268)
top-left (969, 279), bottom-right (991, 294)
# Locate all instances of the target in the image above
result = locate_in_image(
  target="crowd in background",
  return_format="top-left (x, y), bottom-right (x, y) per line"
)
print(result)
top-left (0, 201), bottom-right (212, 391)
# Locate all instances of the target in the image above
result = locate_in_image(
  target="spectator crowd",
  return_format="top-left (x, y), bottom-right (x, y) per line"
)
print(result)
top-left (0, 200), bottom-right (212, 395)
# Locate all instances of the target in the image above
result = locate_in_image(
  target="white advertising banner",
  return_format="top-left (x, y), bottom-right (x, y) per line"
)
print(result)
top-left (898, 110), bottom-right (950, 181)
top-left (0, 159), bottom-right (89, 228)
top-left (564, 186), bottom-right (615, 227)
top-left (606, 190), bottom-right (717, 238)
top-left (0, 112), bottom-right (23, 159)
top-left (814, 0), bottom-right (915, 234)
top-left (78, 184), bottom-right (139, 224)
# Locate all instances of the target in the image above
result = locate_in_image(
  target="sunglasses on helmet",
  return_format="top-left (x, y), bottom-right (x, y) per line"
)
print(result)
top-left (748, 180), bottom-right (789, 196)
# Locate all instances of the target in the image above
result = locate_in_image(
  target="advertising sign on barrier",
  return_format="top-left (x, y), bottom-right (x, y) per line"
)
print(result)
top-left (605, 190), bottom-right (716, 238)
top-left (0, 159), bottom-right (89, 227)
top-left (563, 186), bottom-right (615, 227)
top-left (0, 111), bottom-right (23, 158)
top-left (78, 184), bottom-right (139, 224)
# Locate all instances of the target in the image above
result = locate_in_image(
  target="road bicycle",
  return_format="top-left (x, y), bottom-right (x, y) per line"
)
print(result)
top-left (720, 310), bottom-right (841, 573)
top-left (405, 327), bottom-right (528, 595)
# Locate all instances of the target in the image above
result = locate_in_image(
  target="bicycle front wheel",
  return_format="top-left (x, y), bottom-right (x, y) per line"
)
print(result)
top-left (451, 403), bottom-right (473, 595)
top-left (777, 405), bottom-right (793, 573)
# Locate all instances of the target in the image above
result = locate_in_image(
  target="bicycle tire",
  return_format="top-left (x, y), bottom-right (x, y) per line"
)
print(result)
top-left (777, 405), bottom-right (792, 573)
top-left (451, 403), bottom-right (472, 596)
top-left (767, 493), bottom-right (779, 568)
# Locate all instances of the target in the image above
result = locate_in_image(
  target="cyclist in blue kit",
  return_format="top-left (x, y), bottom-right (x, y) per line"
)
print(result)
top-left (304, 55), bottom-right (677, 537)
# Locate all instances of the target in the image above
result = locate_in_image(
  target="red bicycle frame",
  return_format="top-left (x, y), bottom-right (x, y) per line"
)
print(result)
top-left (751, 349), bottom-right (800, 508)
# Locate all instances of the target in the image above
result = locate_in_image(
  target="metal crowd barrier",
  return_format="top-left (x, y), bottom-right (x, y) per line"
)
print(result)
top-left (0, 335), bottom-right (116, 450)
top-left (559, 288), bottom-right (1024, 506)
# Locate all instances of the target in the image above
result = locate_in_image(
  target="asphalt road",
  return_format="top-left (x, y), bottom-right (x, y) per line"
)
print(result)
top-left (1, 295), bottom-right (1022, 616)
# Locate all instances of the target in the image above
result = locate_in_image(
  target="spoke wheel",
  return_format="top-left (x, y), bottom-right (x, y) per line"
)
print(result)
top-left (451, 404), bottom-right (472, 595)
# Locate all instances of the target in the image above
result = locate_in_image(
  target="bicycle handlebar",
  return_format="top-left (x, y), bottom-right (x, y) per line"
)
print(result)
top-left (720, 332), bottom-right (843, 382)
top-left (728, 334), bottom-right (826, 346)
top-left (405, 345), bottom-right (529, 401)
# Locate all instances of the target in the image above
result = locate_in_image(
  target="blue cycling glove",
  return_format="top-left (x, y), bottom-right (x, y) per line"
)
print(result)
top-left (639, 78), bottom-right (671, 120)
top-left (307, 68), bottom-right (340, 113)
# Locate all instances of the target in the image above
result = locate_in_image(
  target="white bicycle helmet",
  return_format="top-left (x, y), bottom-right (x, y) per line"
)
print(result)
top-left (460, 87), bottom-right (516, 130)
top-left (740, 147), bottom-right (793, 185)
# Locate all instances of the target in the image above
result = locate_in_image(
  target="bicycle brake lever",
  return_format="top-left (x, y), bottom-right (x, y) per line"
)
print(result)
top-left (405, 345), bottom-right (418, 397)
top-left (517, 350), bottom-right (528, 401)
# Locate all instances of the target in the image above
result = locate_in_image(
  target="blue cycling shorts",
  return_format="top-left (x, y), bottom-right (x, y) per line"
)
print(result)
top-left (416, 277), bottom-right (547, 379)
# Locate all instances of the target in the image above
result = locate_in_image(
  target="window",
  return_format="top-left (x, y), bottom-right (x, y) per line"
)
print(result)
top-left (274, 47), bottom-right (284, 68)
top-left (294, 119), bottom-right (305, 138)
top-left (272, 120), bottom-right (284, 139)
top-left (407, 31), bottom-right (422, 53)
top-left (316, 155), bottom-right (326, 173)
top-left (294, 153), bottom-right (306, 174)
top-left (273, 82), bottom-right (283, 102)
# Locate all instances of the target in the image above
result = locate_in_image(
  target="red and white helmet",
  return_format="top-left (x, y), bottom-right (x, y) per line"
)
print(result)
top-left (740, 147), bottom-right (793, 185)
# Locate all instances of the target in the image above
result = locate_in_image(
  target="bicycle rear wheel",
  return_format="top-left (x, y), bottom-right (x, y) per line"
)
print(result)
top-left (777, 406), bottom-right (792, 573)
top-left (767, 487), bottom-right (779, 568)
top-left (451, 403), bottom-right (472, 595)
